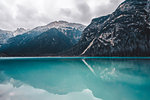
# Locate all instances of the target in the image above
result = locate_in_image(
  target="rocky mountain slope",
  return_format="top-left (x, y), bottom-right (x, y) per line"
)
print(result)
top-left (65, 0), bottom-right (150, 56)
top-left (1, 28), bottom-right (73, 56)
top-left (0, 28), bottom-right (28, 46)
top-left (0, 29), bottom-right (13, 46)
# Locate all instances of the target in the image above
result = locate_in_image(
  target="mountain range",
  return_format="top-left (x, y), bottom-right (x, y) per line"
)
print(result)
top-left (0, 0), bottom-right (150, 57)
top-left (0, 21), bottom-right (85, 56)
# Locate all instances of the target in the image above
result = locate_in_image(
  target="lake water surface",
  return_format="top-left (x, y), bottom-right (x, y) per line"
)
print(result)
top-left (0, 57), bottom-right (150, 100)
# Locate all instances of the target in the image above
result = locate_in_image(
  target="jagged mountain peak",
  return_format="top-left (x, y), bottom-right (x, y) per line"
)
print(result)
top-left (13, 28), bottom-right (28, 36)
top-left (32, 20), bottom-right (86, 34)
top-left (14, 28), bottom-right (26, 32)
top-left (46, 20), bottom-right (86, 31)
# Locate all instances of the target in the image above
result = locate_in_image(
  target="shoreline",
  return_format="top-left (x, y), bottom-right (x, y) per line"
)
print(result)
top-left (1, 56), bottom-right (150, 59)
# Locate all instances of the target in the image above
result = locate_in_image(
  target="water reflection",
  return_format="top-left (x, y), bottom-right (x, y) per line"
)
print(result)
top-left (0, 58), bottom-right (150, 100)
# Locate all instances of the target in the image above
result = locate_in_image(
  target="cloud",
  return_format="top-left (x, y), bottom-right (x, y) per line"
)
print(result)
top-left (0, 82), bottom-right (102, 100)
top-left (60, 0), bottom-right (124, 24)
top-left (0, 1), bottom-right (15, 30)
top-left (93, 0), bottom-right (124, 18)
top-left (73, 0), bottom-right (92, 23)
top-left (15, 4), bottom-right (51, 28)
top-left (60, 8), bottom-right (72, 17)
top-left (0, 0), bottom-right (124, 31)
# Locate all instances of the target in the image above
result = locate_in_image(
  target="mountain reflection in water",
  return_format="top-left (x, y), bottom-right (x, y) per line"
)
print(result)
top-left (0, 58), bottom-right (150, 100)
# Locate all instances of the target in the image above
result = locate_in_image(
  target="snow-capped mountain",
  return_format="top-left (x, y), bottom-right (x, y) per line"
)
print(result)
top-left (30, 20), bottom-right (86, 42)
top-left (0, 28), bottom-right (29, 47)
top-left (64, 0), bottom-right (150, 56)
top-left (0, 21), bottom-right (85, 56)
top-left (34, 20), bottom-right (85, 32)
top-left (7, 21), bottom-right (85, 45)
top-left (0, 29), bottom-right (13, 45)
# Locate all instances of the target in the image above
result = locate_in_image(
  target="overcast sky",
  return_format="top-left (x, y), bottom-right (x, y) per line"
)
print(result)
top-left (0, 0), bottom-right (124, 31)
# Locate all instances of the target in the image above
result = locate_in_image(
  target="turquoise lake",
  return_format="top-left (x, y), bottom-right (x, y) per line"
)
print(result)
top-left (0, 57), bottom-right (150, 100)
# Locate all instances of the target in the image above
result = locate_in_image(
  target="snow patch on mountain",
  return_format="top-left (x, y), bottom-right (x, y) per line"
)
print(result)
top-left (13, 28), bottom-right (29, 36)
top-left (0, 29), bottom-right (13, 45)
top-left (32, 21), bottom-right (85, 35)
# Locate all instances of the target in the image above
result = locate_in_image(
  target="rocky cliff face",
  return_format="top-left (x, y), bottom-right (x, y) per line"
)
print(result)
top-left (66, 0), bottom-right (150, 56)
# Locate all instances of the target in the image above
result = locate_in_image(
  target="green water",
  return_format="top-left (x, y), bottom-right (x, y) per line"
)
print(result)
top-left (0, 57), bottom-right (150, 100)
